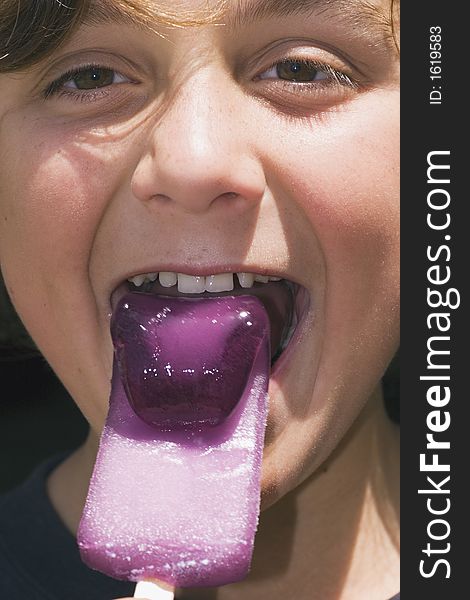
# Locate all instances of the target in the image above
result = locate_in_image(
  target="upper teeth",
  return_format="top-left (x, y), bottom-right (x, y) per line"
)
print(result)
top-left (127, 272), bottom-right (282, 293)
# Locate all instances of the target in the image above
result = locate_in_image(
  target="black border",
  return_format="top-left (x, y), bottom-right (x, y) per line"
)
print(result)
top-left (401, 2), bottom-right (466, 597)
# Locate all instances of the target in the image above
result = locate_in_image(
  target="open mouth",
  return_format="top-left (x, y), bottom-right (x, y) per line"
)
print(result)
top-left (111, 270), bottom-right (309, 371)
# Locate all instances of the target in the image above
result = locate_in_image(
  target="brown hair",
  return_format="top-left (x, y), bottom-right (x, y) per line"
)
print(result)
top-left (0, 0), bottom-right (226, 73)
top-left (0, 0), bottom-right (88, 72)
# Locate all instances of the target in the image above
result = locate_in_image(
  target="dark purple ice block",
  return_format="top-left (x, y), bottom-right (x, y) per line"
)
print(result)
top-left (78, 294), bottom-right (271, 587)
top-left (111, 294), bottom-right (269, 431)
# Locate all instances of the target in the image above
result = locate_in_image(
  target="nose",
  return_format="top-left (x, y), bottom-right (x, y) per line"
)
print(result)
top-left (131, 73), bottom-right (266, 214)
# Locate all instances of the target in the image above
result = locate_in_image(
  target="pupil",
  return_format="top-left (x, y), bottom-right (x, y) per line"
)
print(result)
top-left (74, 68), bottom-right (114, 90)
top-left (277, 61), bottom-right (318, 82)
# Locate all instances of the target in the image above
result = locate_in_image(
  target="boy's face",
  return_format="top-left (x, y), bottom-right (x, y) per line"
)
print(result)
top-left (0, 0), bottom-right (399, 504)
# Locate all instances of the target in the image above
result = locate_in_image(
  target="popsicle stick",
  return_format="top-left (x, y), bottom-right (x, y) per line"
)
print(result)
top-left (134, 579), bottom-right (175, 600)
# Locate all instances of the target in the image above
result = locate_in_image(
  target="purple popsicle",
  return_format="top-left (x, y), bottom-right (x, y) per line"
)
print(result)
top-left (78, 293), bottom-right (270, 588)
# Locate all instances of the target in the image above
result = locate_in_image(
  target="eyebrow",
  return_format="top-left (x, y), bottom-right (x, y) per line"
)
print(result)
top-left (82, 1), bottom-right (224, 27)
top-left (83, 0), bottom-right (395, 49)
top-left (227, 0), bottom-right (394, 44)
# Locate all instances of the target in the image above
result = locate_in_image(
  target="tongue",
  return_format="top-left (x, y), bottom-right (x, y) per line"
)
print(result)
top-left (78, 293), bottom-right (271, 588)
top-left (112, 293), bottom-right (269, 431)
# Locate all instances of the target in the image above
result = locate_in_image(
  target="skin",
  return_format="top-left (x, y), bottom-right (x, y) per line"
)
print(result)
top-left (0, 0), bottom-right (399, 598)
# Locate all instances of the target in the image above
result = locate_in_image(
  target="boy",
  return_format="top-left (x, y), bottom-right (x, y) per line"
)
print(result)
top-left (0, 0), bottom-right (400, 598)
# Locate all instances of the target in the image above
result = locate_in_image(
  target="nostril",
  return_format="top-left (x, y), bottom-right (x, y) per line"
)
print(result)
top-left (210, 191), bottom-right (240, 207)
top-left (149, 193), bottom-right (171, 203)
top-left (211, 191), bottom-right (254, 212)
top-left (154, 191), bottom-right (240, 213)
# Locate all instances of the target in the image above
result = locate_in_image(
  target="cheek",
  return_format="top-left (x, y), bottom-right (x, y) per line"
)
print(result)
top-left (0, 116), bottom-right (129, 295)
top-left (0, 117), bottom-right (131, 426)
top-left (261, 96), bottom-right (399, 491)
top-left (302, 105), bottom-right (399, 371)
top-left (0, 147), bottom-right (96, 345)
top-left (280, 94), bottom-right (400, 323)
top-left (2, 137), bottom-right (100, 251)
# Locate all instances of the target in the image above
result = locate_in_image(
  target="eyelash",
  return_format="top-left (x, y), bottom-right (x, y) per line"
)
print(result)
top-left (42, 63), bottom-right (128, 100)
top-left (42, 58), bottom-right (357, 103)
top-left (258, 58), bottom-right (357, 89)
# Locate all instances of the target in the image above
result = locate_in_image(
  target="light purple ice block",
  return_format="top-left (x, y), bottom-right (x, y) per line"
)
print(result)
top-left (77, 294), bottom-right (270, 587)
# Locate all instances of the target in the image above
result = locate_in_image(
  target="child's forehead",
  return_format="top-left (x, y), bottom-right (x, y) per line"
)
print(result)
top-left (87, 0), bottom-right (396, 35)
top-left (81, 0), bottom-right (398, 59)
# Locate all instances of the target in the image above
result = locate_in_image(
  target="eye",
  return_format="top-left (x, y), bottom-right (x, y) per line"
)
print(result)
top-left (259, 59), bottom-right (329, 83)
top-left (64, 67), bottom-right (127, 90)
top-left (43, 65), bottom-right (133, 99)
top-left (253, 55), bottom-right (359, 112)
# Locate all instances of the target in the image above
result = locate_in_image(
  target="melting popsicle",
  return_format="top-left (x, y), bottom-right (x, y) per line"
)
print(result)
top-left (78, 293), bottom-right (270, 587)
